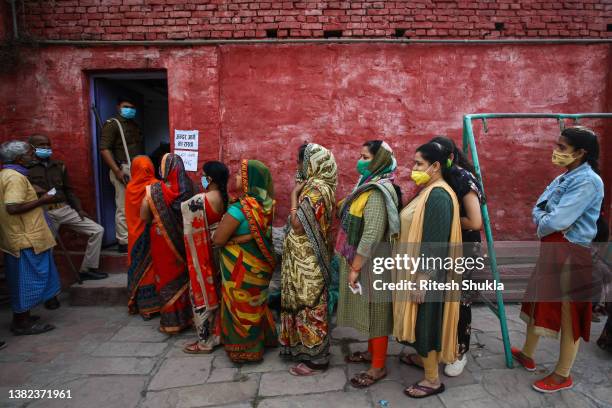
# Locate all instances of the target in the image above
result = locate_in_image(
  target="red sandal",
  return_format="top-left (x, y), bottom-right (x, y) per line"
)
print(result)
top-left (532, 374), bottom-right (573, 393)
top-left (511, 347), bottom-right (536, 372)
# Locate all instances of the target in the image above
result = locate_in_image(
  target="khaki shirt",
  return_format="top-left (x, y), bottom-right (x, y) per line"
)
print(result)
top-left (99, 115), bottom-right (144, 163)
top-left (0, 169), bottom-right (56, 257)
top-left (27, 160), bottom-right (82, 212)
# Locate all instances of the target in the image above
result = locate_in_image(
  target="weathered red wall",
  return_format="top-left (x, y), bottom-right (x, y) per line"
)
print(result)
top-left (20, 0), bottom-right (612, 41)
top-left (0, 43), bottom-right (610, 242)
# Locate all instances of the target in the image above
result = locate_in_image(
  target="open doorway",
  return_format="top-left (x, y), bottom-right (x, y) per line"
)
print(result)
top-left (89, 71), bottom-right (169, 247)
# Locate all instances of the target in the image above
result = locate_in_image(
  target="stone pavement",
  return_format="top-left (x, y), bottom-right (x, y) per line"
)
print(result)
top-left (0, 300), bottom-right (610, 408)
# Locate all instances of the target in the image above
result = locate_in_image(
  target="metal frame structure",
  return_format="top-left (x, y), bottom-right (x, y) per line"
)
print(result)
top-left (462, 112), bottom-right (612, 368)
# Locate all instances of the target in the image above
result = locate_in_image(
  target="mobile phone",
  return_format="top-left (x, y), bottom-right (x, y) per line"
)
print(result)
top-left (47, 187), bottom-right (57, 196)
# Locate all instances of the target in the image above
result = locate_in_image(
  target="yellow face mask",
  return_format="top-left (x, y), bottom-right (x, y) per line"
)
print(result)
top-left (551, 149), bottom-right (578, 167)
top-left (411, 164), bottom-right (433, 186)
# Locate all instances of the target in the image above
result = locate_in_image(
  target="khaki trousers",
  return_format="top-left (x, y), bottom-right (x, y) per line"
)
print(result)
top-left (47, 205), bottom-right (104, 271)
top-left (109, 163), bottom-right (129, 245)
top-left (522, 302), bottom-right (580, 377)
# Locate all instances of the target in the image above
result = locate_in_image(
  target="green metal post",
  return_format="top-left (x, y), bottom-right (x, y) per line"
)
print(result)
top-left (462, 116), bottom-right (514, 368)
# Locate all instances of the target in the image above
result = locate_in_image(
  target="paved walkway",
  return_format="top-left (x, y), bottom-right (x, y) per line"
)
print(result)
top-left (0, 301), bottom-right (610, 408)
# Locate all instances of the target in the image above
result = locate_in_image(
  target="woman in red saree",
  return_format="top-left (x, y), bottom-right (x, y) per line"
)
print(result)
top-left (126, 156), bottom-right (160, 319)
top-left (141, 153), bottom-right (195, 333)
top-left (181, 161), bottom-right (230, 353)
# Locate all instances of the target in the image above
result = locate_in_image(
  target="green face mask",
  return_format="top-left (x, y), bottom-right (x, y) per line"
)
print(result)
top-left (356, 159), bottom-right (372, 177)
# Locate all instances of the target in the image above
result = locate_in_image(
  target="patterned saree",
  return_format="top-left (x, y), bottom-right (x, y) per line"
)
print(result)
top-left (146, 153), bottom-right (195, 334)
top-left (221, 159), bottom-right (278, 362)
top-left (127, 156), bottom-right (160, 318)
top-left (279, 143), bottom-right (337, 365)
top-left (182, 194), bottom-right (224, 348)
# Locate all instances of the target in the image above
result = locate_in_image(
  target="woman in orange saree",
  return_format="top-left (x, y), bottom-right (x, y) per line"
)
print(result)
top-left (141, 153), bottom-right (195, 333)
top-left (126, 156), bottom-right (160, 319)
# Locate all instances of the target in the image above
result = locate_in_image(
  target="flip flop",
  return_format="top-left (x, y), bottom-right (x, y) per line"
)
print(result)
top-left (404, 382), bottom-right (445, 399)
top-left (10, 323), bottom-right (55, 336)
top-left (345, 351), bottom-right (371, 363)
top-left (350, 371), bottom-right (387, 388)
top-left (399, 353), bottom-right (424, 369)
top-left (182, 342), bottom-right (214, 354)
top-left (289, 363), bottom-right (320, 376)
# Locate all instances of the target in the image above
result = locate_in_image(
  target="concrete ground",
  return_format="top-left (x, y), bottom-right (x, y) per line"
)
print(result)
top-left (0, 300), bottom-right (610, 408)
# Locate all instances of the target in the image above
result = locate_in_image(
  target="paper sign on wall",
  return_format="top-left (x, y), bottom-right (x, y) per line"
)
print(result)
top-left (175, 150), bottom-right (198, 172)
top-left (174, 130), bottom-right (199, 150)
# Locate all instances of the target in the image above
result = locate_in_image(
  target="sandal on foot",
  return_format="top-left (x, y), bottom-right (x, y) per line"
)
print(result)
top-left (345, 351), bottom-right (371, 363)
top-left (404, 382), bottom-right (445, 399)
top-left (399, 353), bottom-right (424, 369)
top-left (511, 347), bottom-right (536, 372)
top-left (289, 363), bottom-right (321, 376)
top-left (10, 323), bottom-right (55, 336)
top-left (44, 297), bottom-right (60, 310)
top-left (183, 342), bottom-right (214, 354)
top-left (350, 371), bottom-right (387, 388)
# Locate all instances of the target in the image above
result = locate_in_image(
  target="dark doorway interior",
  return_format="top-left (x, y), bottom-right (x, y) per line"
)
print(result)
top-left (90, 72), bottom-right (169, 247)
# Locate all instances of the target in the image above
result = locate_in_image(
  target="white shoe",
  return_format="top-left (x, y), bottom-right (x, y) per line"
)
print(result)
top-left (444, 354), bottom-right (467, 377)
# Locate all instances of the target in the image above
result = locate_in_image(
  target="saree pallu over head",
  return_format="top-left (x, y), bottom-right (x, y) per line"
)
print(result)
top-left (335, 142), bottom-right (400, 264)
top-left (221, 159), bottom-right (277, 362)
top-left (392, 179), bottom-right (463, 364)
top-left (238, 159), bottom-right (276, 268)
top-left (146, 153), bottom-right (195, 333)
top-left (126, 156), bottom-right (158, 264)
top-left (148, 153), bottom-right (195, 260)
top-left (280, 144), bottom-right (337, 361)
top-left (297, 143), bottom-right (338, 285)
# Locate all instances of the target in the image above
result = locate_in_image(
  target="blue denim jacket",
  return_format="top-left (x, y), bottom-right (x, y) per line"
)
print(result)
top-left (532, 162), bottom-right (603, 246)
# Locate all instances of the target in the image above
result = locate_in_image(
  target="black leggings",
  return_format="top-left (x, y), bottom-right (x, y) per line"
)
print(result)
top-left (457, 303), bottom-right (472, 356)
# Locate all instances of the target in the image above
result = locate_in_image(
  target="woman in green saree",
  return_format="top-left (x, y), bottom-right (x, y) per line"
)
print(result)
top-left (213, 159), bottom-right (278, 363)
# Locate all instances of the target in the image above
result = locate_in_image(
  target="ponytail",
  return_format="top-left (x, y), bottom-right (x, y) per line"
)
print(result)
top-left (202, 161), bottom-right (230, 211)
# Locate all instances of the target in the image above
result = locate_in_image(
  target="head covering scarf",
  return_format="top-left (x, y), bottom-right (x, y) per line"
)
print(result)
top-left (357, 141), bottom-right (398, 187)
top-left (336, 141), bottom-right (400, 263)
top-left (237, 159), bottom-right (276, 267)
top-left (148, 153), bottom-right (195, 259)
top-left (300, 143), bottom-right (338, 219)
top-left (125, 155), bottom-right (158, 262)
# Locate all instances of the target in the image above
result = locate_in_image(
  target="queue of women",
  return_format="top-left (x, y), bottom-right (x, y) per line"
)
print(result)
top-left (124, 126), bottom-right (606, 399)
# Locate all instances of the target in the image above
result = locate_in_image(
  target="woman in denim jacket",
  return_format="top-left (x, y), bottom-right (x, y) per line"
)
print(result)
top-left (512, 126), bottom-right (604, 393)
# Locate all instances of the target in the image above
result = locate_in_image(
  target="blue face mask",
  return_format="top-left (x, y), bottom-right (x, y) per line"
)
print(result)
top-left (201, 176), bottom-right (210, 190)
top-left (120, 107), bottom-right (137, 119)
top-left (35, 148), bottom-right (52, 159)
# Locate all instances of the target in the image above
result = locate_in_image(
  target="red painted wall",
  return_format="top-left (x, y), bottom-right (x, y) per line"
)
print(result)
top-left (19, 0), bottom-right (612, 41)
top-left (0, 43), bottom-right (610, 243)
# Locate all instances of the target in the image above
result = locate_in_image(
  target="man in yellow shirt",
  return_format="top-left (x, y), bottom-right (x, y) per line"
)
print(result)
top-left (0, 141), bottom-right (60, 335)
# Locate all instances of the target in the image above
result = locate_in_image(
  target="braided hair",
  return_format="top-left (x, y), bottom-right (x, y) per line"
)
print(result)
top-left (203, 161), bottom-right (230, 211)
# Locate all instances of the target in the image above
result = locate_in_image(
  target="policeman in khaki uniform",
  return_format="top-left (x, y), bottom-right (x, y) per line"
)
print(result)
top-left (28, 135), bottom-right (107, 281)
top-left (99, 97), bottom-right (144, 253)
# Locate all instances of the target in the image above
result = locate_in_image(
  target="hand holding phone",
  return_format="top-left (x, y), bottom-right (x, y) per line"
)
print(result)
top-left (349, 282), bottom-right (363, 295)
